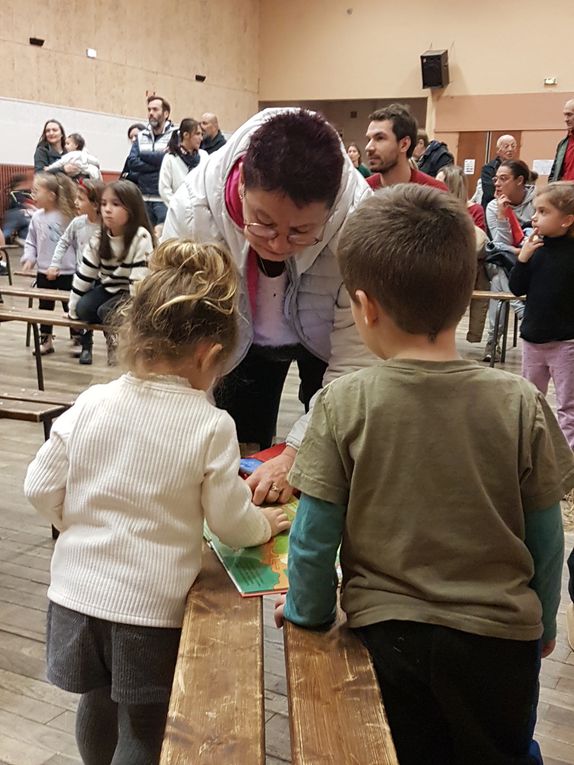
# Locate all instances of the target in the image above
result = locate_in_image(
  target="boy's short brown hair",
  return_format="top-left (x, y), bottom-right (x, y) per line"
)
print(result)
top-left (337, 184), bottom-right (476, 340)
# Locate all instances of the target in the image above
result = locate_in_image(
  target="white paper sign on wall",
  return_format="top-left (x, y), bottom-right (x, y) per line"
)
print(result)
top-left (463, 159), bottom-right (475, 175)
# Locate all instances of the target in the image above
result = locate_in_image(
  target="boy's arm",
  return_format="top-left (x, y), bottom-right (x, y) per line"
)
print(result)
top-left (283, 493), bottom-right (345, 629)
top-left (524, 503), bottom-right (564, 646)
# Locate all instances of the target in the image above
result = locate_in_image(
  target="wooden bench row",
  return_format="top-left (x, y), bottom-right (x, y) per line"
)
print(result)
top-left (159, 545), bottom-right (398, 764)
top-left (0, 389), bottom-right (76, 539)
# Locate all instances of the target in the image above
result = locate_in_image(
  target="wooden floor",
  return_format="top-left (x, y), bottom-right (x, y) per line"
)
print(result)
top-left (1, 259), bottom-right (574, 764)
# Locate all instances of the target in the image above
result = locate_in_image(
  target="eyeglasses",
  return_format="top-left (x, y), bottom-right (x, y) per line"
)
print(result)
top-left (243, 222), bottom-right (325, 247)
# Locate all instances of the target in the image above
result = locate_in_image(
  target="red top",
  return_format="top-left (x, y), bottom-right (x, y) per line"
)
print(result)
top-left (367, 169), bottom-right (448, 191)
top-left (224, 160), bottom-right (259, 317)
top-left (468, 203), bottom-right (486, 231)
top-left (562, 133), bottom-right (574, 181)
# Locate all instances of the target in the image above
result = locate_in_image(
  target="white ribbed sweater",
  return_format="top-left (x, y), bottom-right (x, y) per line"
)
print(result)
top-left (24, 374), bottom-right (271, 627)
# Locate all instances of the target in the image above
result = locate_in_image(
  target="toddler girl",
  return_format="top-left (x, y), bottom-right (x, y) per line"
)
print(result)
top-left (20, 172), bottom-right (77, 355)
top-left (509, 181), bottom-right (574, 448)
top-left (68, 180), bottom-right (154, 364)
top-left (47, 179), bottom-right (104, 363)
top-left (25, 238), bottom-right (290, 765)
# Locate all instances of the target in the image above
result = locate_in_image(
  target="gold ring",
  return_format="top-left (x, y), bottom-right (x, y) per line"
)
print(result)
top-left (270, 483), bottom-right (280, 493)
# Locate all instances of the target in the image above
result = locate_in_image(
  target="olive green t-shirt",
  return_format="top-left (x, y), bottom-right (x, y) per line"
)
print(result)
top-left (289, 359), bottom-right (574, 640)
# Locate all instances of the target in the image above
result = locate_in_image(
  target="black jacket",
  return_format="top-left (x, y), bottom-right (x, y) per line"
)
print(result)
top-left (480, 156), bottom-right (501, 210)
top-left (417, 141), bottom-right (454, 177)
top-left (200, 131), bottom-right (227, 155)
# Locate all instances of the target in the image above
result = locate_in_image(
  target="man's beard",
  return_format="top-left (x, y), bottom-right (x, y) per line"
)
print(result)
top-left (369, 155), bottom-right (398, 174)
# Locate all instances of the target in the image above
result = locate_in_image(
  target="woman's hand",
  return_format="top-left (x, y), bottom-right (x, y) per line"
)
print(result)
top-left (518, 230), bottom-right (543, 263)
top-left (246, 446), bottom-right (297, 505)
top-left (496, 193), bottom-right (512, 220)
top-left (541, 639), bottom-right (555, 659)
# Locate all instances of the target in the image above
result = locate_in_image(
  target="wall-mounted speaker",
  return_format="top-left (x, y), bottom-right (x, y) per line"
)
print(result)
top-left (420, 50), bottom-right (449, 89)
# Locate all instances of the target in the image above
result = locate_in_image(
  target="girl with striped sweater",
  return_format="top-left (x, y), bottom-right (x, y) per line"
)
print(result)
top-left (68, 180), bottom-right (154, 364)
top-left (25, 239), bottom-right (290, 765)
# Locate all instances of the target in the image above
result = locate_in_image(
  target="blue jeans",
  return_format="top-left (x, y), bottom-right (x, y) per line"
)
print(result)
top-left (144, 201), bottom-right (167, 227)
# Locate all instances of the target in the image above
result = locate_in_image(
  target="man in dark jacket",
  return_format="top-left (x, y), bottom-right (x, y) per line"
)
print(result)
top-left (549, 99), bottom-right (574, 182)
top-left (417, 138), bottom-right (454, 177)
top-left (200, 113), bottom-right (227, 154)
top-left (125, 96), bottom-right (175, 229)
top-left (479, 134), bottom-right (517, 210)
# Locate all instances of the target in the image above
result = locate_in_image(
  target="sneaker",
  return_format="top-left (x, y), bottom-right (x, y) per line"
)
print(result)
top-left (0, 263), bottom-right (8, 276)
top-left (567, 603), bottom-right (574, 652)
top-left (33, 334), bottom-right (54, 356)
top-left (482, 342), bottom-right (501, 363)
top-left (79, 347), bottom-right (93, 365)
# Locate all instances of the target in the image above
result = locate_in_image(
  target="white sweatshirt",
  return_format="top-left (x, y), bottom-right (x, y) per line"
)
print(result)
top-left (24, 373), bottom-right (272, 628)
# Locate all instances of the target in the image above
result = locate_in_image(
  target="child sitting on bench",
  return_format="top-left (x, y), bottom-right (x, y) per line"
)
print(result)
top-left (275, 185), bottom-right (574, 765)
top-left (25, 239), bottom-right (290, 765)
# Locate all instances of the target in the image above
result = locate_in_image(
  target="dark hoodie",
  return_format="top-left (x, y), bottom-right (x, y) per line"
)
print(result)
top-left (417, 140), bottom-right (454, 177)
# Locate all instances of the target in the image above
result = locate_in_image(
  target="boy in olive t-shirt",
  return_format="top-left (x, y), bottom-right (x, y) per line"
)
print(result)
top-left (274, 186), bottom-right (574, 765)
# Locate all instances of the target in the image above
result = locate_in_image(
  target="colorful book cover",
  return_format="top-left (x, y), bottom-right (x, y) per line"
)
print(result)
top-left (204, 496), bottom-right (298, 597)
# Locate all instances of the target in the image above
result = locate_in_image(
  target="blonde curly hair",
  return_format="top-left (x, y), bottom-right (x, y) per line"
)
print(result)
top-left (117, 238), bottom-right (238, 372)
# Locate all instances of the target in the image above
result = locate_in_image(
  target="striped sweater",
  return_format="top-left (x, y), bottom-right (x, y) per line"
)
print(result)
top-left (68, 226), bottom-right (153, 318)
top-left (23, 373), bottom-right (272, 627)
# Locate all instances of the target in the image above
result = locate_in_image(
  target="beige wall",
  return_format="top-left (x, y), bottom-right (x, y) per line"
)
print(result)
top-left (0, 0), bottom-right (260, 130)
top-left (258, 98), bottom-right (427, 155)
top-left (260, 0), bottom-right (574, 101)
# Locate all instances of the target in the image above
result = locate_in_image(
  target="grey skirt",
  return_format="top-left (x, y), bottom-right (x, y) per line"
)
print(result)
top-left (46, 601), bottom-right (181, 704)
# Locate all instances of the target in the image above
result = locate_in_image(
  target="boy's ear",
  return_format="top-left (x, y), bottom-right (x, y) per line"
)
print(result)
top-left (354, 289), bottom-right (380, 327)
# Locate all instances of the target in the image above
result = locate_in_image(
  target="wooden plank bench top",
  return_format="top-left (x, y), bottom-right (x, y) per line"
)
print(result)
top-left (0, 286), bottom-right (71, 302)
top-left (0, 391), bottom-right (76, 423)
top-left (161, 544), bottom-right (265, 764)
top-left (472, 290), bottom-right (523, 300)
top-left (0, 305), bottom-right (103, 331)
top-left (285, 619), bottom-right (398, 764)
top-left (161, 546), bottom-right (396, 764)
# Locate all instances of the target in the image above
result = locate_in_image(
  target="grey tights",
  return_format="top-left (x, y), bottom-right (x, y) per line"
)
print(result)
top-left (75, 686), bottom-right (168, 765)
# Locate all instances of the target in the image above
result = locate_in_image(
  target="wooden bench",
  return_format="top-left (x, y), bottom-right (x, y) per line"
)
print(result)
top-left (160, 546), bottom-right (397, 764)
top-left (0, 281), bottom-right (71, 348)
top-left (0, 306), bottom-right (103, 390)
top-left (471, 290), bottom-right (523, 367)
top-left (0, 390), bottom-right (76, 539)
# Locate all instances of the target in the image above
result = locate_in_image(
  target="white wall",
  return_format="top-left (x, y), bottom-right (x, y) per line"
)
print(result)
top-left (0, 97), bottom-right (147, 172)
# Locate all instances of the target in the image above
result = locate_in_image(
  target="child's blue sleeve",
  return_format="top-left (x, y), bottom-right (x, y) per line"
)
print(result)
top-left (283, 493), bottom-right (345, 630)
top-left (524, 502), bottom-right (564, 643)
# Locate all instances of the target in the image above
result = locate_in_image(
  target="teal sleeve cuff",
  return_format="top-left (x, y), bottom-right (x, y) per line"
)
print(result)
top-left (524, 503), bottom-right (564, 643)
top-left (283, 493), bottom-right (345, 630)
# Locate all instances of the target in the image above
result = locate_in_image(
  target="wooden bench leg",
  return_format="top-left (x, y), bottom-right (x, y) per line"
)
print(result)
top-left (490, 300), bottom-right (504, 368)
top-left (31, 323), bottom-right (45, 391)
top-left (500, 301), bottom-right (510, 363)
top-left (26, 297), bottom-right (33, 347)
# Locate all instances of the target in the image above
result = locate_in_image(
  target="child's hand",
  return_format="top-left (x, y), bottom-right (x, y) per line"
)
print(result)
top-left (21, 260), bottom-right (34, 272)
top-left (274, 594), bottom-right (287, 628)
top-left (46, 266), bottom-right (59, 280)
top-left (541, 639), bottom-right (556, 659)
top-left (261, 505), bottom-right (291, 537)
top-left (518, 230), bottom-right (544, 263)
